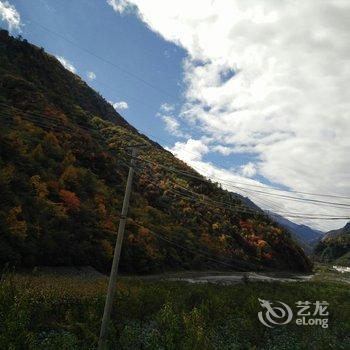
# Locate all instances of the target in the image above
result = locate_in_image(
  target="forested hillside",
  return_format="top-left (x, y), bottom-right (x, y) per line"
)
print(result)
top-left (0, 30), bottom-right (312, 273)
top-left (314, 222), bottom-right (350, 266)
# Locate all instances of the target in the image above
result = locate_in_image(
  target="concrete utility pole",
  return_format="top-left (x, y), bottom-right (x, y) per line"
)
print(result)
top-left (98, 147), bottom-right (138, 350)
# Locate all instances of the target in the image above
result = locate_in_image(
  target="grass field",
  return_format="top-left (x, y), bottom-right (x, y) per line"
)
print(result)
top-left (0, 268), bottom-right (349, 350)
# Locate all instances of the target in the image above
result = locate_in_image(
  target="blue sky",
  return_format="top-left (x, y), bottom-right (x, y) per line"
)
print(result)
top-left (3, 0), bottom-right (260, 175)
top-left (8, 0), bottom-right (186, 145)
top-left (1, 0), bottom-right (349, 230)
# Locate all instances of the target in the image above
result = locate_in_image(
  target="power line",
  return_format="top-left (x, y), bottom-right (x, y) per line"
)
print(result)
top-left (133, 163), bottom-right (350, 220)
top-left (191, 163), bottom-right (350, 200)
top-left (134, 156), bottom-right (350, 208)
top-left (103, 212), bottom-right (245, 269)
top-left (228, 184), bottom-right (350, 209)
top-left (131, 221), bottom-right (239, 269)
top-left (0, 109), bottom-right (107, 144)
top-left (145, 132), bottom-right (350, 201)
top-left (0, 104), bottom-right (151, 152)
top-left (179, 160), bottom-right (350, 202)
top-left (2, 105), bottom-right (349, 218)
top-left (219, 178), bottom-right (350, 200)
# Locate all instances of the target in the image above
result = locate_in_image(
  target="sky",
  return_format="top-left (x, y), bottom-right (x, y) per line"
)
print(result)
top-left (1, 0), bottom-right (349, 231)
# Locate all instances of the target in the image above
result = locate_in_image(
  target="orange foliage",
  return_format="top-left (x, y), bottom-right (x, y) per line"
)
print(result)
top-left (138, 226), bottom-right (150, 237)
top-left (239, 220), bottom-right (252, 230)
top-left (103, 217), bottom-right (115, 231)
top-left (257, 239), bottom-right (267, 248)
top-left (59, 189), bottom-right (80, 210)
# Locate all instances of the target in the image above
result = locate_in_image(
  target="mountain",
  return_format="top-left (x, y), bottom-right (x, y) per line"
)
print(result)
top-left (314, 221), bottom-right (350, 266)
top-left (234, 194), bottom-right (264, 213)
top-left (268, 213), bottom-right (324, 252)
top-left (0, 30), bottom-right (312, 273)
top-left (322, 221), bottom-right (350, 241)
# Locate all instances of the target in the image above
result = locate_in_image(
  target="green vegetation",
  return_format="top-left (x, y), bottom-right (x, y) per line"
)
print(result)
top-left (0, 271), bottom-right (349, 349)
top-left (335, 251), bottom-right (350, 266)
top-left (314, 235), bottom-right (350, 266)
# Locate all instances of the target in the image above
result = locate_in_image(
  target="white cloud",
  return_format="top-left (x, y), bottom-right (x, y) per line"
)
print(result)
top-left (56, 56), bottom-right (76, 73)
top-left (107, 0), bottom-right (132, 14)
top-left (111, 101), bottom-right (129, 110)
top-left (111, 1), bottom-right (350, 230)
top-left (212, 145), bottom-right (235, 156)
top-left (240, 162), bottom-right (257, 178)
top-left (167, 140), bottom-right (349, 232)
top-left (162, 115), bottom-right (183, 137)
top-left (159, 103), bottom-right (189, 137)
top-left (87, 71), bottom-right (96, 80)
top-left (160, 102), bottom-right (174, 113)
top-left (0, 0), bottom-right (21, 31)
top-left (169, 139), bottom-right (209, 162)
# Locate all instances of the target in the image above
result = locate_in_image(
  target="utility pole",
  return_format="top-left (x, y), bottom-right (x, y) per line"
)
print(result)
top-left (98, 147), bottom-right (138, 350)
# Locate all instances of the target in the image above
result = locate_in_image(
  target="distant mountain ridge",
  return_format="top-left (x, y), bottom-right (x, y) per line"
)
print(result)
top-left (314, 221), bottom-right (350, 266)
top-left (233, 194), bottom-right (264, 213)
top-left (268, 213), bottom-right (323, 247)
top-left (322, 221), bottom-right (350, 241)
